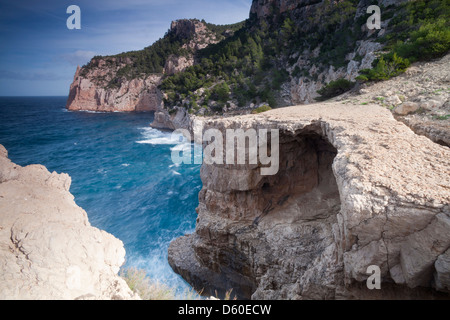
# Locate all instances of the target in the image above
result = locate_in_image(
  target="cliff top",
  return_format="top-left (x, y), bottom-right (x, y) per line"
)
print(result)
top-left (171, 95), bottom-right (450, 299)
top-left (203, 101), bottom-right (450, 208)
top-left (0, 145), bottom-right (137, 300)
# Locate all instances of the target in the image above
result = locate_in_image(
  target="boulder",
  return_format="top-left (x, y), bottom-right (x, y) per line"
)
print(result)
top-left (394, 102), bottom-right (420, 115)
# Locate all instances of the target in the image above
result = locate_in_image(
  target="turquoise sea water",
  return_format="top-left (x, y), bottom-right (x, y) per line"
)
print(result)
top-left (0, 96), bottom-right (201, 294)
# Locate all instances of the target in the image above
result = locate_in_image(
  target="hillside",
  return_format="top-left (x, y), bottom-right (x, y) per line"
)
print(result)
top-left (67, 1), bottom-right (449, 118)
top-left (66, 19), bottom-right (244, 112)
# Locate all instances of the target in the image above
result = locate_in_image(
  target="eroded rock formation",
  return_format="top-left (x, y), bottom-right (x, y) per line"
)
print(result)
top-left (0, 145), bottom-right (137, 300)
top-left (67, 64), bottom-right (164, 112)
top-left (66, 19), bottom-right (218, 112)
top-left (169, 103), bottom-right (450, 299)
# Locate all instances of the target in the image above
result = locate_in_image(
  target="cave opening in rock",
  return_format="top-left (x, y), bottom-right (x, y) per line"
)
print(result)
top-left (253, 127), bottom-right (341, 225)
top-left (205, 127), bottom-right (343, 300)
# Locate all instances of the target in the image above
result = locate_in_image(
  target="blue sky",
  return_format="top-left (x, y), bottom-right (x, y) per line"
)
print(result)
top-left (0, 0), bottom-right (252, 96)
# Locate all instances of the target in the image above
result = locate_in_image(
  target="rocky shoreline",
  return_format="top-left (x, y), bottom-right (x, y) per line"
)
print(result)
top-left (0, 145), bottom-right (137, 300)
top-left (168, 102), bottom-right (450, 299)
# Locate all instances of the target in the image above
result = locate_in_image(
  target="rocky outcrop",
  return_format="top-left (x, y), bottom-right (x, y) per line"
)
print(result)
top-left (67, 64), bottom-right (164, 112)
top-left (287, 40), bottom-right (382, 105)
top-left (164, 55), bottom-right (195, 76)
top-left (66, 19), bottom-right (219, 112)
top-left (152, 107), bottom-right (194, 132)
top-left (168, 103), bottom-right (450, 300)
top-left (338, 53), bottom-right (450, 148)
top-left (0, 145), bottom-right (137, 300)
top-left (172, 19), bottom-right (221, 51)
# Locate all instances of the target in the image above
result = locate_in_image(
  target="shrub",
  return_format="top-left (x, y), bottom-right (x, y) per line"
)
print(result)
top-left (434, 115), bottom-right (450, 121)
top-left (120, 268), bottom-right (176, 300)
top-left (358, 53), bottom-right (410, 82)
top-left (252, 105), bottom-right (272, 114)
top-left (292, 66), bottom-right (301, 78)
top-left (392, 19), bottom-right (450, 62)
top-left (316, 78), bottom-right (355, 101)
top-left (212, 83), bottom-right (230, 103)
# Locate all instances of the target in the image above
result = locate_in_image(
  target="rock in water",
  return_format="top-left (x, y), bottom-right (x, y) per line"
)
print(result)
top-left (0, 145), bottom-right (137, 300)
top-left (168, 102), bottom-right (450, 300)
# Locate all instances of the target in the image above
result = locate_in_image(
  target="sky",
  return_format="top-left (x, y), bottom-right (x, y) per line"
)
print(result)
top-left (0, 0), bottom-right (253, 96)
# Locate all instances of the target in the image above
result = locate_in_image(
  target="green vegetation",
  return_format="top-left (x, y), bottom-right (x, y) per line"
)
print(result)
top-left (82, 19), bottom-right (245, 89)
top-left (434, 114), bottom-right (450, 121)
top-left (252, 105), bottom-right (272, 114)
top-left (316, 78), bottom-right (355, 101)
top-left (359, 0), bottom-right (450, 82)
top-left (121, 268), bottom-right (177, 300)
top-left (161, 0), bottom-right (366, 110)
top-left (357, 53), bottom-right (410, 81)
top-left (82, 0), bottom-right (449, 112)
top-left (120, 268), bottom-right (238, 300)
top-left (212, 82), bottom-right (231, 103)
top-left (81, 31), bottom-right (189, 83)
top-left (120, 268), bottom-right (200, 300)
top-left (202, 20), bottom-right (246, 39)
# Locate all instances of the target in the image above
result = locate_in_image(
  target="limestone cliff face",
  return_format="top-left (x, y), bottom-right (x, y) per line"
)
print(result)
top-left (168, 103), bottom-right (450, 299)
top-left (250, 0), bottom-right (389, 105)
top-left (67, 63), bottom-right (164, 112)
top-left (66, 19), bottom-right (218, 112)
top-left (249, 0), bottom-right (409, 105)
top-left (152, 0), bottom-right (403, 130)
top-left (0, 145), bottom-right (137, 300)
top-left (287, 40), bottom-right (382, 105)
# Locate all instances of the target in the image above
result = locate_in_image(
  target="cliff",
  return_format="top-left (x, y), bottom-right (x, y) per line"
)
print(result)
top-left (67, 64), bottom-right (164, 112)
top-left (168, 102), bottom-right (450, 299)
top-left (66, 19), bottom-right (223, 112)
top-left (67, 0), bottom-right (448, 139)
top-left (152, 0), bottom-right (449, 133)
top-left (0, 145), bottom-right (137, 300)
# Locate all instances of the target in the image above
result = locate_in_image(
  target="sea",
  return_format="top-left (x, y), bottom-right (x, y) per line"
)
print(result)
top-left (0, 96), bottom-right (201, 296)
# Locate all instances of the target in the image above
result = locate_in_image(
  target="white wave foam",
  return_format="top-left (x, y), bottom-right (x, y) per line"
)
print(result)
top-left (170, 143), bottom-right (192, 152)
top-left (125, 245), bottom-right (199, 299)
top-left (136, 127), bottom-right (188, 145)
top-left (79, 110), bottom-right (108, 114)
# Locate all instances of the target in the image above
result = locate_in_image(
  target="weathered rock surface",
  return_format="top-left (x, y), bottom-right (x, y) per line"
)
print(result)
top-left (340, 53), bottom-right (450, 147)
top-left (66, 19), bottom-right (218, 113)
top-left (394, 102), bottom-right (420, 116)
top-left (169, 102), bottom-right (450, 300)
top-left (152, 107), bottom-right (194, 132)
top-left (288, 40), bottom-right (382, 105)
top-left (0, 145), bottom-right (137, 300)
top-left (67, 64), bottom-right (164, 112)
